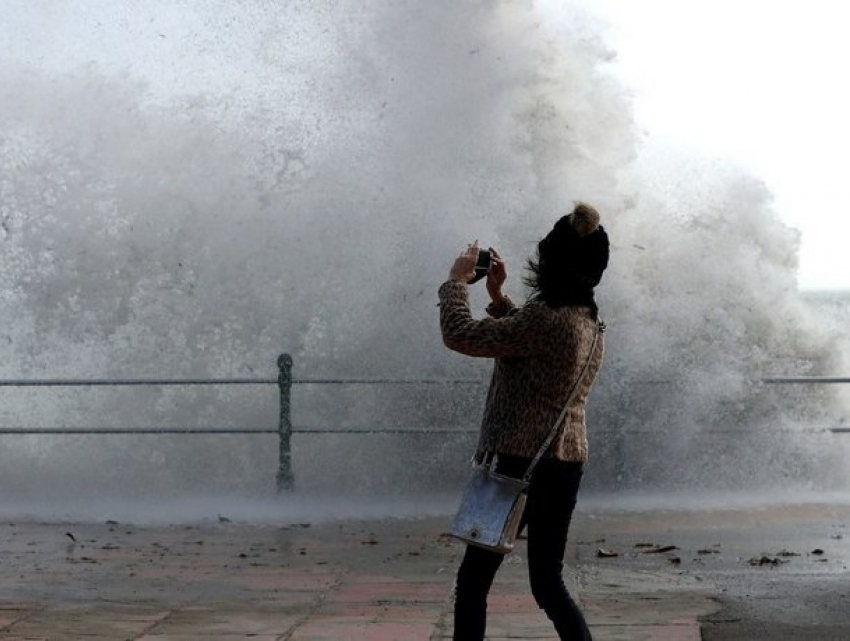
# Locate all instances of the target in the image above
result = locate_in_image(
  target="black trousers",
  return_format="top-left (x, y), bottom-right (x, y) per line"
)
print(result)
top-left (453, 455), bottom-right (591, 641)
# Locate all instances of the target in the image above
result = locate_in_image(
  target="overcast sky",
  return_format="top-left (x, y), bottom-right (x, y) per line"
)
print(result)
top-left (577, 0), bottom-right (850, 290)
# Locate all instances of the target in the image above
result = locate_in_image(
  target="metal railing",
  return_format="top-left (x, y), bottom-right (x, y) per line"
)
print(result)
top-left (763, 377), bottom-right (850, 385)
top-left (0, 354), bottom-right (484, 491)
top-left (762, 376), bottom-right (850, 433)
top-left (2, 365), bottom-right (848, 491)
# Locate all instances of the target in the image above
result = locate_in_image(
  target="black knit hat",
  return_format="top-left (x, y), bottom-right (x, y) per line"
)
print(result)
top-left (539, 203), bottom-right (610, 288)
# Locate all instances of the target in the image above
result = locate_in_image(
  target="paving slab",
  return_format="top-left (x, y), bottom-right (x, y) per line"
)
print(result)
top-left (2, 499), bottom-right (846, 640)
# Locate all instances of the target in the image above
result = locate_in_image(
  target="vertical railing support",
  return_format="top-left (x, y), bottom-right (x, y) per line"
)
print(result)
top-left (276, 353), bottom-right (294, 492)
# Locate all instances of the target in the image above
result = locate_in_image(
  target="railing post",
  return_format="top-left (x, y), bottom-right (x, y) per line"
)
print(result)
top-left (276, 353), bottom-right (294, 492)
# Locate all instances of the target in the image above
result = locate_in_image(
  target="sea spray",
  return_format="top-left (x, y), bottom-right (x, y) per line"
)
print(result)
top-left (0, 0), bottom-right (846, 506)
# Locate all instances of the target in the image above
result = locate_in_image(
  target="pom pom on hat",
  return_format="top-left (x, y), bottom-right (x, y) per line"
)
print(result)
top-left (568, 202), bottom-right (601, 237)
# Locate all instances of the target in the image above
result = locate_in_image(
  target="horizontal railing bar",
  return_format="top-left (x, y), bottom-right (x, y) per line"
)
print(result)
top-left (4, 376), bottom-right (850, 388)
top-left (291, 426), bottom-right (848, 433)
top-left (1, 426), bottom-right (844, 435)
top-left (292, 379), bottom-right (484, 385)
top-left (0, 378), bottom-right (279, 387)
top-left (0, 427), bottom-right (477, 435)
top-left (588, 428), bottom-right (845, 434)
top-left (762, 377), bottom-right (850, 384)
top-left (305, 427), bottom-right (850, 434)
top-left (0, 378), bottom-right (484, 387)
top-left (0, 428), bottom-right (279, 434)
top-left (292, 428), bottom-right (478, 434)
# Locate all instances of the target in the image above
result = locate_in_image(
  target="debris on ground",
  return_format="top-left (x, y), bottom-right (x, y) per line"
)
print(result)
top-left (642, 545), bottom-right (678, 554)
top-left (747, 556), bottom-right (788, 567)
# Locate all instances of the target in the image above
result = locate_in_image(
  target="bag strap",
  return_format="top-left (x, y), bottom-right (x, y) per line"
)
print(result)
top-left (521, 319), bottom-right (604, 483)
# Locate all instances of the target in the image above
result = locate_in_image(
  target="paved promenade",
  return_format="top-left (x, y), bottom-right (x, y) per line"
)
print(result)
top-left (1, 497), bottom-right (848, 640)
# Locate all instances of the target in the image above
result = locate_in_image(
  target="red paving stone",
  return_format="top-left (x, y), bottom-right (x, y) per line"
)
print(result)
top-left (291, 620), bottom-right (436, 640)
top-left (0, 513), bottom-right (723, 639)
top-left (486, 592), bottom-right (538, 612)
top-left (313, 603), bottom-right (441, 621)
top-left (0, 612), bottom-right (28, 629)
top-left (329, 580), bottom-right (448, 604)
top-left (228, 569), bottom-right (338, 591)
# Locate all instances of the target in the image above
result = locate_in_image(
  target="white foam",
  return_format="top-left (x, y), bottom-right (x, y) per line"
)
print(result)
top-left (0, 1), bottom-right (847, 498)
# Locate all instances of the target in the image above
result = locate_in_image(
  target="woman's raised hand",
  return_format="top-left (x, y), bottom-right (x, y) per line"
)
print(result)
top-left (449, 241), bottom-right (479, 283)
top-left (486, 247), bottom-right (507, 301)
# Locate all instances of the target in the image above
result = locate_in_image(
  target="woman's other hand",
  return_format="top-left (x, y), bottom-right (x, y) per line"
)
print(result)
top-left (449, 241), bottom-right (479, 283)
top-left (486, 247), bottom-right (508, 302)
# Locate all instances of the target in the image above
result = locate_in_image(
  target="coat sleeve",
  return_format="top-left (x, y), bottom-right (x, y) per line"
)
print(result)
top-left (485, 294), bottom-right (516, 319)
top-left (438, 280), bottom-right (548, 358)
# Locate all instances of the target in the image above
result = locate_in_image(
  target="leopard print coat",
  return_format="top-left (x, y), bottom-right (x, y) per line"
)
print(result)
top-left (438, 279), bottom-right (604, 463)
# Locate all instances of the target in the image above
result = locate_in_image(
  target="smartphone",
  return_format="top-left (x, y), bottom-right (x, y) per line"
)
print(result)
top-left (468, 248), bottom-right (492, 284)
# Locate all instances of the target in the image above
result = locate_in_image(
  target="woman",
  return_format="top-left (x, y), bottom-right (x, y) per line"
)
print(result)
top-left (438, 202), bottom-right (609, 641)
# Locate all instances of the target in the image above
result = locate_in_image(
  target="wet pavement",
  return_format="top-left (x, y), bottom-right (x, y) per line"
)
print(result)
top-left (0, 498), bottom-right (848, 640)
